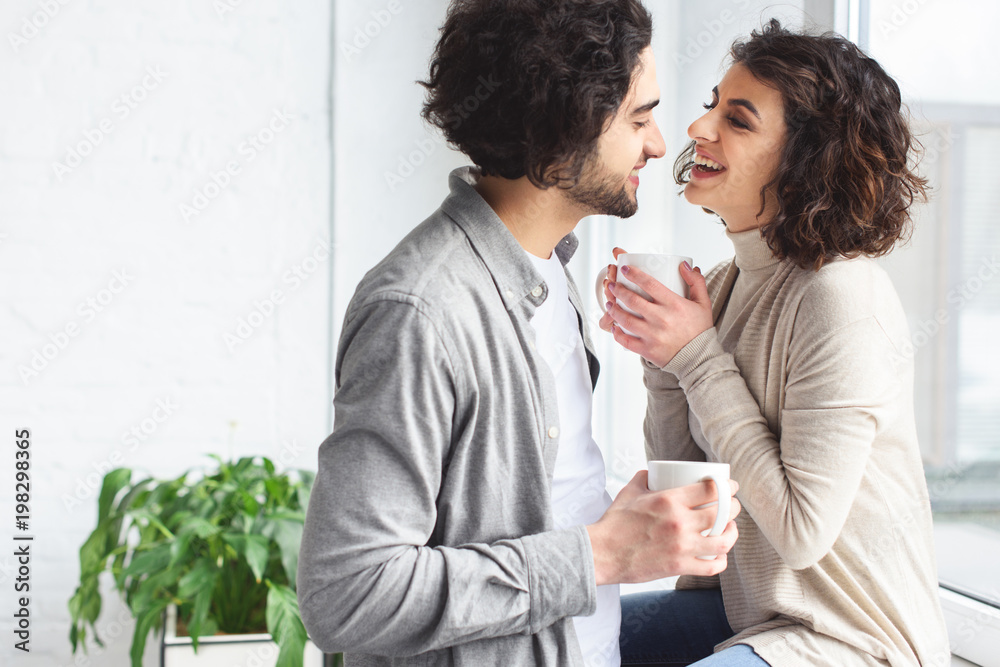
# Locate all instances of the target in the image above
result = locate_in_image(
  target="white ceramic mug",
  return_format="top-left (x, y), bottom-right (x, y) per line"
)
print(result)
top-left (594, 253), bottom-right (692, 335)
top-left (647, 460), bottom-right (732, 560)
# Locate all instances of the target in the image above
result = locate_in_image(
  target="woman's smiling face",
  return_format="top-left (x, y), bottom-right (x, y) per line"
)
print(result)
top-left (683, 64), bottom-right (787, 232)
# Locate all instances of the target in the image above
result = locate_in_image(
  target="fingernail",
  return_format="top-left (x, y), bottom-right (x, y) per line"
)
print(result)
top-left (620, 265), bottom-right (630, 274)
top-left (606, 301), bottom-right (614, 311)
top-left (608, 281), bottom-right (616, 290)
top-left (682, 261), bottom-right (692, 271)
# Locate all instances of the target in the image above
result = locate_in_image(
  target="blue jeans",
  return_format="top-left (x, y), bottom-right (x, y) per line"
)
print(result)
top-left (620, 589), bottom-right (770, 666)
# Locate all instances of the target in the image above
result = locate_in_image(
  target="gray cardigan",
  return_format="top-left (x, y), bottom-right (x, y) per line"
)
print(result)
top-left (298, 167), bottom-right (600, 666)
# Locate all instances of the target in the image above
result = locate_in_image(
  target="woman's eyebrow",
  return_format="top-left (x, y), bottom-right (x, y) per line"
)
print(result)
top-left (713, 85), bottom-right (761, 119)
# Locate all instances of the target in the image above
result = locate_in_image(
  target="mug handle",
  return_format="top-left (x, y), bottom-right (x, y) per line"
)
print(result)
top-left (594, 266), bottom-right (610, 313)
top-left (696, 473), bottom-right (731, 560)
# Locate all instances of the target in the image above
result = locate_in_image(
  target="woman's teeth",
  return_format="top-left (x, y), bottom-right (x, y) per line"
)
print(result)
top-left (693, 154), bottom-right (724, 171)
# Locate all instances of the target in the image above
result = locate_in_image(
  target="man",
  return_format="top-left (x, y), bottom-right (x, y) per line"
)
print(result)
top-left (297, 1), bottom-right (740, 665)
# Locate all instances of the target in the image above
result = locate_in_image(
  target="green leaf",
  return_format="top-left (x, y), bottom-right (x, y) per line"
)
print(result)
top-left (130, 566), bottom-right (181, 616)
top-left (265, 477), bottom-right (289, 507)
top-left (68, 578), bottom-right (103, 650)
top-left (178, 558), bottom-right (217, 599)
top-left (129, 598), bottom-right (169, 667)
top-left (239, 489), bottom-right (261, 516)
top-left (222, 534), bottom-right (270, 582)
top-left (261, 517), bottom-right (304, 587)
top-left (108, 478), bottom-right (155, 588)
top-left (180, 559), bottom-right (219, 650)
top-left (79, 522), bottom-right (111, 579)
top-left (123, 543), bottom-right (173, 578)
top-left (266, 584), bottom-right (307, 667)
top-left (169, 530), bottom-right (194, 568)
top-left (69, 578), bottom-right (102, 625)
top-left (127, 508), bottom-right (175, 540)
top-left (98, 468), bottom-right (132, 524)
top-left (190, 516), bottom-right (220, 538)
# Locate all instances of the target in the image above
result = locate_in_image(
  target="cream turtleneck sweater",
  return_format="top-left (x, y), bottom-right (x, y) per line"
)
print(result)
top-left (642, 228), bottom-right (949, 666)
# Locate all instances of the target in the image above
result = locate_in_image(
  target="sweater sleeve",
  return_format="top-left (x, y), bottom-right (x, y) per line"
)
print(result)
top-left (297, 297), bottom-right (596, 657)
top-left (640, 259), bottom-right (734, 464)
top-left (663, 285), bottom-right (900, 571)
top-left (642, 358), bottom-right (705, 463)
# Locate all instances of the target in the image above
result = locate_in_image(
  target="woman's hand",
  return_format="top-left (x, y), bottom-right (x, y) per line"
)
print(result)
top-left (600, 254), bottom-right (714, 368)
top-left (598, 247), bottom-right (627, 334)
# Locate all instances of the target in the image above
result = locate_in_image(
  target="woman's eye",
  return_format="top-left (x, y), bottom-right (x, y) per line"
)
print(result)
top-left (635, 120), bottom-right (649, 128)
top-left (728, 116), bottom-right (750, 130)
top-left (702, 102), bottom-right (716, 110)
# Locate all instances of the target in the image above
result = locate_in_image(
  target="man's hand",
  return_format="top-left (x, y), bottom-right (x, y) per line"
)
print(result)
top-left (586, 471), bottom-right (740, 585)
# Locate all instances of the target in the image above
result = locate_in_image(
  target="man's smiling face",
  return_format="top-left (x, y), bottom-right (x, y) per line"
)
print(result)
top-left (567, 46), bottom-right (666, 219)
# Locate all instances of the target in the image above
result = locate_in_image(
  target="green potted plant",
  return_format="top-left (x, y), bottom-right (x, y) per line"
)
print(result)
top-left (68, 455), bottom-right (335, 667)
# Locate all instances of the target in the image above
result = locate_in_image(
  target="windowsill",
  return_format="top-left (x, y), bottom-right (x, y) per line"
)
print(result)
top-left (935, 523), bottom-right (1000, 666)
top-left (940, 587), bottom-right (1000, 667)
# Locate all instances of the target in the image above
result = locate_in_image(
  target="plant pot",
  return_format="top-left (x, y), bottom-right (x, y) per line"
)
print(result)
top-left (161, 605), bottom-right (328, 667)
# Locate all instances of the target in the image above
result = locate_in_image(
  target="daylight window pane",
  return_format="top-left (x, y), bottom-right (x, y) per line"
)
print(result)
top-left (956, 127), bottom-right (1000, 463)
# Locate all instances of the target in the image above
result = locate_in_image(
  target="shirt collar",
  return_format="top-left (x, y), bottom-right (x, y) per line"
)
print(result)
top-left (442, 166), bottom-right (579, 311)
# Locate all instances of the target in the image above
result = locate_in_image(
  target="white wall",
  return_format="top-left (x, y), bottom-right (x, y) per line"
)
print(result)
top-left (1, 1), bottom-right (331, 665)
top-left (331, 0), bottom-right (464, 344)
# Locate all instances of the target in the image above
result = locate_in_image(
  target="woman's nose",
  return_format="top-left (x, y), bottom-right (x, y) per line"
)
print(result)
top-left (687, 110), bottom-right (718, 143)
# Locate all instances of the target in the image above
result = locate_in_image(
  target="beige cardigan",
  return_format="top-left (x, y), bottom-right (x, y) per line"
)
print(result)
top-left (643, 231), bottom-right (950, 666)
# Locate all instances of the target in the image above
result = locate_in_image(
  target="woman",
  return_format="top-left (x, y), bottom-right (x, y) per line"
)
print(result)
top-left (601, 20), bottom-right (950, 667)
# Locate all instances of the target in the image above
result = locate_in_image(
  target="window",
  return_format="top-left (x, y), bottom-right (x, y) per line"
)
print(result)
top-left (865, 1), bottom-right (1000, 533)
top-left (858, 1), bottom-right (1000, 662)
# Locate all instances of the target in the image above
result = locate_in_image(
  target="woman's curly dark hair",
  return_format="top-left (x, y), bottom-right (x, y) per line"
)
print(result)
top-left (421, 0), bottom-right (652, 189)
top-left (674, 19), bottom-right (928, 270)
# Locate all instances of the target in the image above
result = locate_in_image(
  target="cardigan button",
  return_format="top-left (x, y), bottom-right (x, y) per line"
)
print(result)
top-left (548, 427), bottom-right (559, 439)
top-left (531, 285), bottom-right (544, 298)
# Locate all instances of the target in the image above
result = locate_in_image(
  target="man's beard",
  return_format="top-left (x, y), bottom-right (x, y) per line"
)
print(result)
top-left (568, 159), bottom-right (638, 219)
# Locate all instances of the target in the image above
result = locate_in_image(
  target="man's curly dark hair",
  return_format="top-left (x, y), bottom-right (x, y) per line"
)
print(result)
top-left (674, 19), bottom-right (928, 270)
top-left (420, 0), bottom-right (653, 189)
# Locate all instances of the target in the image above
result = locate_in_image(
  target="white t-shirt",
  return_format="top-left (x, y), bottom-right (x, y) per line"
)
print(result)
top-left (526, 250), bottom-right (620, 667)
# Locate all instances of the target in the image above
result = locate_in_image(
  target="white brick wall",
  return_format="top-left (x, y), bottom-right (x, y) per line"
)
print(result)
top-left (1, 1), bottom-right (331, 664)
